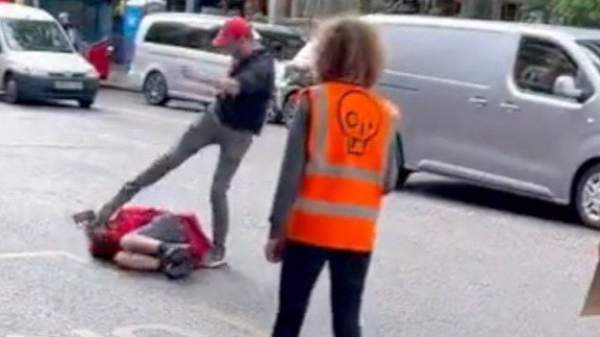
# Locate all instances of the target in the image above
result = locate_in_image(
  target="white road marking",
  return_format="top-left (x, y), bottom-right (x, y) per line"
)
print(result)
top-left (113, 325), bottom-right (202, 337)
top-left (1, 252), bottom-right (267, 337)
top-left (188, 305), bottom-right (267, 337)
top-left (72, 330), bottom-right (105, 337)
top-left (0, 251), bottom-right (88, 264)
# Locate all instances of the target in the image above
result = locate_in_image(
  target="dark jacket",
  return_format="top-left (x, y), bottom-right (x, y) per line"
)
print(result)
top-left (215, 47), bottom-right (275, 134)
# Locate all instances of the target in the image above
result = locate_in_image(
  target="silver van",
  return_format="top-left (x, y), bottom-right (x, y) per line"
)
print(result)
top-left (130, 13), bottom-right (288, 108)
top-left (364, 15), bottom-right (600, 227)
top-left (0, 4), bottom-right (100, 108)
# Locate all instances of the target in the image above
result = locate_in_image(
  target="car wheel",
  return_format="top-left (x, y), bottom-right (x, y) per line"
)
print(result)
top-left (282, 96), bottom-right (297, 128)
top-left (3, 75), bottom-right (20, 104)
top-left (78, 98), bottom-right (94, 109)
top-left (143, 71), bottom-right (169, 106)
top-left (575, 163), bottom-right (600, 228)
top-left (395, 134), bottom-right (412, 190)
top-left (266, 99), bottom-right (280, 124)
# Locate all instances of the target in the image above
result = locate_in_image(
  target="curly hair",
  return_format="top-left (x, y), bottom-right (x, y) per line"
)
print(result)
top-left (314, 17), bottom-right (385, 88)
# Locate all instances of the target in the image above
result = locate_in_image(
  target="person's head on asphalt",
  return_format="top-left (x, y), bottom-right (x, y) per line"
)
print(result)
top-left (315, 17), bottom-right (385, 88)
top-left (212, 17), bottom-right (254, 59)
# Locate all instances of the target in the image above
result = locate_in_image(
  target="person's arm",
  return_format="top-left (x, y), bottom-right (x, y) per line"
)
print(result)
top-left (268, 96), bottom-right (309, 239)
top-left (382, 105), bottom-right (402, 195)
top-left (94, 117), bottom-right (208, 225)
top-left (383, 135), bottom-right (399, 195)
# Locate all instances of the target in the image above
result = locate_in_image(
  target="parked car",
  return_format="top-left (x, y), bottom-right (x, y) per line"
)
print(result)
top-left (273, 39), bottom-right (316, 126)
top-left (362, 15), bottom-right (600, 228)
top-left (252, 22), bottom-right (306, 124)
top-left (0, 4), bottom-right (100, 108)
top-left (130, 13), bottom-right (290, 110)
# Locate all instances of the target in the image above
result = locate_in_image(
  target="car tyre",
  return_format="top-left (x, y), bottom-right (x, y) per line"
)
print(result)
top-left (282, 95), bottom-right (297, 128)
top-left (395, 134), bottom-right (412, 190)
top-left (266, 98), bottom-right (280, 124)
top-left (143, 71), bottom-right (169, 106)
top-left (79, 98), bottom-right (94, 109)
top-left (3, 75), bottom-right (20, 104)
top-left (575, 163), bottom-right (600, 228)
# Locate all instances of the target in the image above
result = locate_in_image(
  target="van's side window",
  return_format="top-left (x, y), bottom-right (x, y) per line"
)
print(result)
top-left (515, 37), bottom-right (579, 97)
top-left (145, 23), bottom-right (189, 47)
top-left (186, 27), bottom-right (226, 55)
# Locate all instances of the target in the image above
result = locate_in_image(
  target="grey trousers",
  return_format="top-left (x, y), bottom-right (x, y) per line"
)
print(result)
top-left (100, 114), bottom-right (253, 255)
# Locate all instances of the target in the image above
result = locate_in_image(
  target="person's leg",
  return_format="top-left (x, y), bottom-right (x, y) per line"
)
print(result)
top-left (119, 233), bottom-right (194, 279)
top-left (113, 251), bottom-right (161, 271)
top-left (206, 128), bottom-right (253, 263)
top-left (95, 115), bottom-right (218, 225)
top-left (272, 243), bottom-right (327, 337)
top-left (124, 216), bottom-right (191, 264)
top-left (328, 250), bottom-right (372, 337)
top-left (120, 233), bottom-right (161, 255)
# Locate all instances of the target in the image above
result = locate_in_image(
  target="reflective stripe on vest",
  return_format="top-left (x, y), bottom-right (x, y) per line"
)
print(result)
top-left (286, 83), bottom-right (394, 252)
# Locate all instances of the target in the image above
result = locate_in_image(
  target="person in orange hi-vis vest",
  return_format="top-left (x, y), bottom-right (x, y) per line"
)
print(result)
top-left (265, 17), bottom-right (400, 337)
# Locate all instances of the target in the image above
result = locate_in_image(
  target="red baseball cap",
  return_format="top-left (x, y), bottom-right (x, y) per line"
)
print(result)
top-left (212, 17), bottom-right (252, 48)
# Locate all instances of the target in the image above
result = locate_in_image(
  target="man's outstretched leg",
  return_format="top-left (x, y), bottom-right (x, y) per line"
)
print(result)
top-left (94, 115), bottom-right (218, 226)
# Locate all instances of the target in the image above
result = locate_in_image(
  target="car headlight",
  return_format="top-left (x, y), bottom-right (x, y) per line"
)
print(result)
top-left (85, 68), bottom-right (100, 79)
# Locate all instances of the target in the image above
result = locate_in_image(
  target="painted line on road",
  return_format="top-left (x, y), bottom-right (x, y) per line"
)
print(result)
top-left (0, 250), bottom-right (88, 264)
top-left (188, 304), bottom-right (268, 337)
top-left (0, 250), bottom-right (268, 336)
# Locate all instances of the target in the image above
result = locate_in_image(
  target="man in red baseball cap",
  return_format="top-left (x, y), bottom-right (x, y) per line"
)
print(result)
top-left (213, 16), bottom-right (252, 48)
top-left (93, 16), bottom-right (275, 269)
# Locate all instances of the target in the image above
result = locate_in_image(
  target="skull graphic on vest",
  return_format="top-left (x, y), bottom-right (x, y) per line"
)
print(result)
top-left (338, 91), bottom-right (382, 156)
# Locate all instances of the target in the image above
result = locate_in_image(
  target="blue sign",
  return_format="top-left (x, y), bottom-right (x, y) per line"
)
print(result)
top-left (123, 5), bottom-right (144, 40)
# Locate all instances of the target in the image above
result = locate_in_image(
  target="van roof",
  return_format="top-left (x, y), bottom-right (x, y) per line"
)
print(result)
top-left (142, 12), bottom-right (228, 29)
top-left (143, 12), bottom-right (302, 36)
top-left (0, 4), bottom-right (54, 21)
top-left (364, 14), bottom-right (600, 41)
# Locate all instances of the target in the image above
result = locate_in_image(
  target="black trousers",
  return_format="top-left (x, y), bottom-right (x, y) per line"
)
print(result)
top-left (272, 242), bottom-right (372, 337)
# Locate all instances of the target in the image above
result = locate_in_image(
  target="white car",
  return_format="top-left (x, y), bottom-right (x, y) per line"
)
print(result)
top-left (130, 13), bottom-right (301, 110)
top-left (0, 4), bottom-right (100, 108)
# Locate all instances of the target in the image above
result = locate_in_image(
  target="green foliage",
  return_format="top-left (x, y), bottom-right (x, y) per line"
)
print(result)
top-left (524, 0), bottom-right (600, 27)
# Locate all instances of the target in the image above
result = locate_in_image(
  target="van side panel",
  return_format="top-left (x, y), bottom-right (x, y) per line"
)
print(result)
top-left (378, 24), bottom-right (518, 179)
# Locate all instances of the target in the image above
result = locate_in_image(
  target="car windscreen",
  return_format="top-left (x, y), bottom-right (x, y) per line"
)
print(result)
top-left (1, 19), bottom-right (72, 53)
top-left (579, 40), bottom-right (600, 72)
top-left (256, 29), bottom-right (305, 61)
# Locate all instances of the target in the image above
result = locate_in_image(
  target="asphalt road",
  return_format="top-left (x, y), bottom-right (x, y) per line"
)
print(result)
top-left (2, 89), bottom-right (600, 337)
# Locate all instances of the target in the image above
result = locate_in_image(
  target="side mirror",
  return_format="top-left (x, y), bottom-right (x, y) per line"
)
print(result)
top-left (553, 75), bottom-right (584, 101)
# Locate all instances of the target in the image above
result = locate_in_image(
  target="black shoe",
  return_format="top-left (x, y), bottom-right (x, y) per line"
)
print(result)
top-left (163, 258), bottom-right (194, 280)
top-left (158, 244), bottom-right (190, 265)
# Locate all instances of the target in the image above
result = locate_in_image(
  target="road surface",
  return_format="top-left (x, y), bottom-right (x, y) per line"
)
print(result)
top-left (1, 89), bottom-right (600, 337)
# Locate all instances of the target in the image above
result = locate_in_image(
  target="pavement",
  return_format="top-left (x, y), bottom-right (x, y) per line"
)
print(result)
top-left (2, 89), bottom-right (600, 336)
top-left (102, 64), bottom-right (137, 92)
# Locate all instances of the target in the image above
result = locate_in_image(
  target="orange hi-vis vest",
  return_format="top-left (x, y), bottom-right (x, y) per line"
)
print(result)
top-left (286, 82), bottom-right (395, 252)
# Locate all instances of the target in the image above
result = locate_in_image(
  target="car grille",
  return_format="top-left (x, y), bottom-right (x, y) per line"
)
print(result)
top-left (48, 72), bottom-right (85, 79)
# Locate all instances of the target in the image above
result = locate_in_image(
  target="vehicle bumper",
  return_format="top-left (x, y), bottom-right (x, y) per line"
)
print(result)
top-left (14, 73), bottom-right (99, 101)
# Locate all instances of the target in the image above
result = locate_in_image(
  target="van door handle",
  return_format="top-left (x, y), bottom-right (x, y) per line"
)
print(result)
top-left (500, 102), bottom-right (521, 112)
top-left (468, 96), bottom-right (488, 107)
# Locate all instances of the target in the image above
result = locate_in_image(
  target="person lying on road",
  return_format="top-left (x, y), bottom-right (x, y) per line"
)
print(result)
top-left (77, 206), bottom-right (211, 279)
top-left (91, 17), bottom-right (274, 269)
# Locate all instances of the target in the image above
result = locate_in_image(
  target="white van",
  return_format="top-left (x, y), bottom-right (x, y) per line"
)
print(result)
top-left (362, 15), bottom-right (600, 227)
top-left (130, 13), bottom-right (290, 108)
top-left (0, 4), bottom-right (100, 108)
